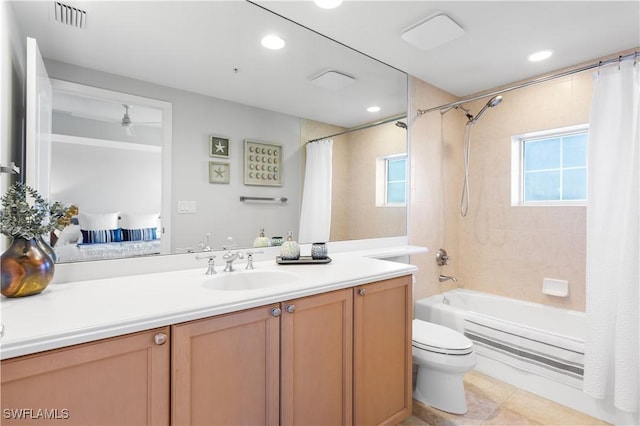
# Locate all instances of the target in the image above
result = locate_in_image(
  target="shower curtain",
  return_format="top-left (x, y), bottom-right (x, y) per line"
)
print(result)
top-left (299, 139), bottom-right (333, 243)
top-left (584, 60), bottom-right (639, 414)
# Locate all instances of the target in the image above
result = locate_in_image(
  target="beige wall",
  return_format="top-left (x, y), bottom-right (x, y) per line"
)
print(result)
top-left (409, 71), bottom-right (593, 311)
top-left (302, 119), bottom-right (407, 242)
top-left (408, 78), bottom-right (465, 303)
top-left (340, 121), bottom-right (407, 240)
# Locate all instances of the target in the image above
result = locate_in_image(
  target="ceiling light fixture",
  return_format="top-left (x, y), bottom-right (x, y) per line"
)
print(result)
top-left (314, 0), bottom-right (343, 9)
top-left (367, 106), bottom-right (381, 113)
top-left (528, 49), bottom-right (553, 62)
top-left (311, 70), bottom-right (355, 90)
top-left (401, 13), bottom-right (465, 51)
top-left (261, 35), bottom-right (285, 50)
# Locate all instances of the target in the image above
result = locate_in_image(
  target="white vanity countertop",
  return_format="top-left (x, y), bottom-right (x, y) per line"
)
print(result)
top-left (0, 252), bottom-right (417, 360)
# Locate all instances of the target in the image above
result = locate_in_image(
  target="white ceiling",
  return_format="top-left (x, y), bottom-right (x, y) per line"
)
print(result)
top-left (257, 0), bottom-right (640, 97)
top-left (10, 1), bottom-right (640, 128)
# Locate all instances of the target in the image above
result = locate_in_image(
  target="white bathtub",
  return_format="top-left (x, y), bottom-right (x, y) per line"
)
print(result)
top-left (414, 289), bottom-right (628, 424)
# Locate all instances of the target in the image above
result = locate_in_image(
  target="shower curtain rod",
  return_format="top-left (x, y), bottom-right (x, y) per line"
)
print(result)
top-left (306, 113), bottom-right (407, 144)
top-left (417, 51), bottom-right (638, 118)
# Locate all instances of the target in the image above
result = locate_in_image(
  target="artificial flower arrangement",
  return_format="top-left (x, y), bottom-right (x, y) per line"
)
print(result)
top-left (0, 182), bottom-right (77, 240)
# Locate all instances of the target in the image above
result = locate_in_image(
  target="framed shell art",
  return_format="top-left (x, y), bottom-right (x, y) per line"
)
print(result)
top-left (209, 136), bottom-right (230, 158)
top-left (209, 161), bottom-right (230, 184)
top-left (244, 140), bottom-right (282, 186)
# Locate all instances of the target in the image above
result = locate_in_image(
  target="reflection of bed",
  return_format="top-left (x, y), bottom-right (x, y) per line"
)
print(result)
top-left (54, 240), bottom-right (162, 262)
top-left (52, 211), bottom-right (162, 263)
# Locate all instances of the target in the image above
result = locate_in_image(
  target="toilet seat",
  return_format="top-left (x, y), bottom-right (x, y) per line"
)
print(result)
top-left (412, 319), bottom-right (473, 356)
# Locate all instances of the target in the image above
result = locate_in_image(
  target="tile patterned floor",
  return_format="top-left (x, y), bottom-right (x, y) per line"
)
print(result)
top-left (398, 371), bottom-right (610, 426)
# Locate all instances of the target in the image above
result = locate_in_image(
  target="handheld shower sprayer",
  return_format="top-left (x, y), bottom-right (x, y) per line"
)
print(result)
top-left (469, 95), bottom-right (503, 123)
top-left (460, 94), bottom-right (504, 217)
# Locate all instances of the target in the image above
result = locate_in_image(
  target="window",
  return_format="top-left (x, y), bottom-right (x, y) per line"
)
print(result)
top-left (376, 154), bottom-right (407, 206)
top-left (511, 125), bottom-right (588, 206)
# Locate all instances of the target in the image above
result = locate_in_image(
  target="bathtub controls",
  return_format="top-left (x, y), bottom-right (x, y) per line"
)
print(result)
top-left (358, 288), bottom-right (366, 296)
top-left (270, 307), bottom-right (282, 317)
top-left (154, 333), bottom-right (168, 345)
top-left (285, 304), bottom-right (296, 314)
top-left (436, 248), bottom-right (450, 266)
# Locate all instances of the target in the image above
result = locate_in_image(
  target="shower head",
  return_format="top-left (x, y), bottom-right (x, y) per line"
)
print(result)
top-left (471, 95), bottom-right (503, 123)
top-left (395, 121), bottom-right (407, 129)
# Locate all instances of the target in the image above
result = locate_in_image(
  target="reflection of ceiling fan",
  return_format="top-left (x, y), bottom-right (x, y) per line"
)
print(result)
top-left (121, 104), bottom-right (162, 136)
top-left (121, 104), bottom-right (133, 128)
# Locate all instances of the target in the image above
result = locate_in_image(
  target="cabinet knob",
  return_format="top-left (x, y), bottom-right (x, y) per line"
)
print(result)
top-left (154, 333), bottom-right (168, 345)
top-left (358, 288), bottom-right (366, 296)
top-left (270, 307), bottom-right (282, 317)
top-left (285, 304), bottom-right (296, 313)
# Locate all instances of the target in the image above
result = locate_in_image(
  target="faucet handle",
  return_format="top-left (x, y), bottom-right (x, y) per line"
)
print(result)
top-left (222, 236), bottom-right (237, 251)
top-left (196, 253), bottom-right (217, 275)
top-left (244, 250), bottom-right (263, 270)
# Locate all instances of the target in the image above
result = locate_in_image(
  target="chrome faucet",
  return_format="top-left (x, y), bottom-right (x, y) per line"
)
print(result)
top-left (222, 237), bottom-right (244, 272)
top-left (439, 274), bottom-right (457, 283)
top-left (197, 232), bottom-right (213, 252)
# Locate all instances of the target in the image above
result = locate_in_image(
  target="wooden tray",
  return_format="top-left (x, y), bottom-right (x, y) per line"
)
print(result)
top-left (276, 256), bottom-right (332, 265)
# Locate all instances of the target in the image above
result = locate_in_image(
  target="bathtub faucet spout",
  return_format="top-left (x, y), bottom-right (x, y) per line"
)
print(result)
top-left (439, 274), bottom-right (458, 283)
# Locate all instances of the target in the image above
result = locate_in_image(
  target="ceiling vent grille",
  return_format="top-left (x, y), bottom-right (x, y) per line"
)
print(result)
top-left (53, 1), bottom-right (87, 29)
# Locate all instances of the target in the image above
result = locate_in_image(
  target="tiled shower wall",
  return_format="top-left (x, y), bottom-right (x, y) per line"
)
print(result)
top-left (409, 71), bottom-right (593, 311)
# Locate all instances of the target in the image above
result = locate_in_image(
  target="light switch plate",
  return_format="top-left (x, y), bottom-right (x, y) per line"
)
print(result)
top-left (178, 201), bottom-right (197, 214)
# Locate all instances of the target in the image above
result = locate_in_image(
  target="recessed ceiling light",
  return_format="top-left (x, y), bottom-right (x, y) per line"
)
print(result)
top-left (528, 50), bottom-right (553, 62)
top-left (314, 0), bottom-right (343, 9)
top-left (367, 106), bottom-right (381, 113)
top-left (261, 35), bottom-right (285, 50)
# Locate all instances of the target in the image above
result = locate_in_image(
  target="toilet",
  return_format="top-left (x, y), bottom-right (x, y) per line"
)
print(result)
top-left (412, 319), bottom-right (477, 414)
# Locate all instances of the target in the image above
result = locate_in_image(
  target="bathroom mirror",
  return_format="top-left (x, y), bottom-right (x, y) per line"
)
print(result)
top-left (12, 1), bottom-right (408, 262)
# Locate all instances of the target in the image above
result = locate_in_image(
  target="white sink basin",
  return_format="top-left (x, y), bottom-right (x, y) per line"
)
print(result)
top-left (202, 269), bottom-right (300, 291)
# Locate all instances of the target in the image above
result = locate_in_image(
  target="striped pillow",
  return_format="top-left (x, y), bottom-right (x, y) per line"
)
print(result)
top-left (122, 228), bottom-right (157, 242)
top-left (80, 228), bottom-right (123, 245)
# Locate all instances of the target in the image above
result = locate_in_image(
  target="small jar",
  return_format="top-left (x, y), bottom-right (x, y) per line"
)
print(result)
top-left (271, 236), bottom-right (284, 246)
top-left (311, 242), bottom-right (328, 260)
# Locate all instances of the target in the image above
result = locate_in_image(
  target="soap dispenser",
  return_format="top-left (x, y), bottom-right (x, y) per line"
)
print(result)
top-left (279, 231), bottom-right (300, 260)
top-left (253, 228), bottom-right (270, 248)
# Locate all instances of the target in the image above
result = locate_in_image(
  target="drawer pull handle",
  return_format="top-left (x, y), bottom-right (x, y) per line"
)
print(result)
top-left (358, 288), bottom-right (366, 296)
top-left (285, 304), bottom-right (296, 313)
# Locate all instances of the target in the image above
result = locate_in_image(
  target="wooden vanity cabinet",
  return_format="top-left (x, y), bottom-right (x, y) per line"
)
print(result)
top-left (171, 305), bottom-right (281, 425)
top-left (0, 327), bottom-right (170, 426)
top-left (280, 288), bottom-right (353, 426)
top-left (0, 274), bottom-right (412, 426)
top-left (354, 275), bottom-right (413, 426)
top-left (171, 288), bottom-right (353, 426)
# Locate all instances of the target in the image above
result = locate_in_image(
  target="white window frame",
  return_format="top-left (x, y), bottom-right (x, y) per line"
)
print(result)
top-left (375, 153), bottom-right (407, 207)
top-left (511, 124), bottom-right (588, 207)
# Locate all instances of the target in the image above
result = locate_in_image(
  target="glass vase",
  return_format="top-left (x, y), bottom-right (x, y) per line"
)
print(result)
top-left (1, 237), bottom-right (55, 297)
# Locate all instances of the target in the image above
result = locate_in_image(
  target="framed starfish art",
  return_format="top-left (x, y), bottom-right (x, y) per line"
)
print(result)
top-left (209, 161), bottom-right (230, 184)
top-left (209, 136), bottom-right (230, 158)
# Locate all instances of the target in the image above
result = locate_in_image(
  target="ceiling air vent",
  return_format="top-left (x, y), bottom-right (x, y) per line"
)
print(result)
top-left (53, 1), bottom-right (87, 29)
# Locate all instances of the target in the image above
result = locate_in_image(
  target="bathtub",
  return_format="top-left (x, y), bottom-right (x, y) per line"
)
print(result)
top-left (414, 289), bottom-right (624, 424)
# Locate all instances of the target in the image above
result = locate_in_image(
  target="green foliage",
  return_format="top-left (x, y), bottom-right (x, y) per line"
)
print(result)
top-left (0, 183), bottom-right (76, 240)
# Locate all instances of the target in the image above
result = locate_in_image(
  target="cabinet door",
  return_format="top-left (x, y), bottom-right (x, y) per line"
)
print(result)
top-left (1, 327), bottom-right (170, 426)
top-left (281, 289), bottom-right (353, 426)
top-left (172, 305), bottom-right (280, 426)
top-left (354, 275), bottom-right (413, 426)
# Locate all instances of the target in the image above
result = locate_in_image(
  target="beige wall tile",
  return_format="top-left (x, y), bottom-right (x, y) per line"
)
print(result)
top-left (409, 72), bottom-right (592, 311)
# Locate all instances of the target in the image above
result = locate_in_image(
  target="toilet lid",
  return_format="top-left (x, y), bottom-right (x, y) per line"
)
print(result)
top-left (412, 319), bottom-right (473, 355)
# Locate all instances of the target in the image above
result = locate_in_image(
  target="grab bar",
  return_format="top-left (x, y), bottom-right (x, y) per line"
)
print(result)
top-left (240, 196), bottom-right (288, 203)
